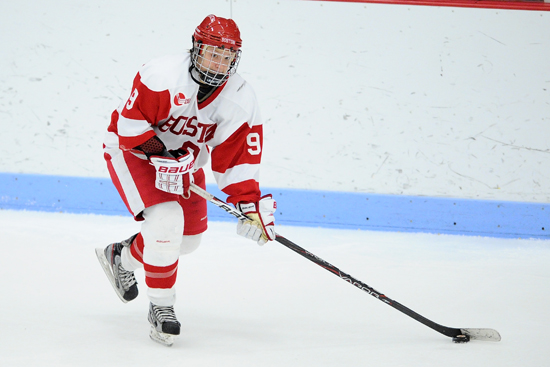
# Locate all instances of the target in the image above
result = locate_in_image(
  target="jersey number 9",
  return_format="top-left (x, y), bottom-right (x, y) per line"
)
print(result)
top-left (247, 133), bottom-right (261, 155)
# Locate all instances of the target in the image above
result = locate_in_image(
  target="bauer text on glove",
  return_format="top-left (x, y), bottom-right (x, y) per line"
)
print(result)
top-left (150, 150), bottom-right (194, 198)
top-left (236, 195), bottom-right (276, 245)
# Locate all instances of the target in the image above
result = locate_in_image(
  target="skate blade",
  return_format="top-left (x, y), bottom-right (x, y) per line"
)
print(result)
top-left (95, 248), bottom-right (128, 304)
top-left (149, 326), bottom-right (175, 347)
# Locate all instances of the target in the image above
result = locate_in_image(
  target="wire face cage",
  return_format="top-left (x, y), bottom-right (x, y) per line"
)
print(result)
top-left (191, 42), bottom-right (242, 87)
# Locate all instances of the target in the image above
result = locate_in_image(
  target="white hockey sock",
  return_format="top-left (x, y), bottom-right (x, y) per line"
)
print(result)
top-left (121, 245), bottom-right (142, 271)
top-left (148, 287), bottom-right (176, 307)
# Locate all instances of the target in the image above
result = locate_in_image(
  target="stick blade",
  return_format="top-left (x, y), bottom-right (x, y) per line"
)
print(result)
top-left (461, 328), bottom-right (501, 342)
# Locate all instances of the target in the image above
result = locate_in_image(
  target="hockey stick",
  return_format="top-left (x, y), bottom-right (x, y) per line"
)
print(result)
top-left (190, 183), bottom-right (501, 343)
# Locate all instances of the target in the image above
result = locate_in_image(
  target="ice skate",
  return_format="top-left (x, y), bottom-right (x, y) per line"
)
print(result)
top-left (148, 302), bottom-right (181, 346)
top-left (95, 235), bottom-right (138, 303)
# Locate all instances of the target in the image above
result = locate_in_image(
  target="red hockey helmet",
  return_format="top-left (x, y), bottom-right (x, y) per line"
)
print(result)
top-left (190, 15), bottom-right (243, 86)
top-left (193, 14), bottom-right (242, 51)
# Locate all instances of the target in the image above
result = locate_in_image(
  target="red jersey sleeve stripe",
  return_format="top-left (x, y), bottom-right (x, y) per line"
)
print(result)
top-left (121, 73), bottom-right (171, 125)
top-left (223, 180), bottom-right (261, 205)
top-left (108, 109), bottom-right (157, 151)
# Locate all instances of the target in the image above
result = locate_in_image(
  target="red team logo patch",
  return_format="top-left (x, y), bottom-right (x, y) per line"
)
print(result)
top-left (174, 93), bottom-right (191, 106)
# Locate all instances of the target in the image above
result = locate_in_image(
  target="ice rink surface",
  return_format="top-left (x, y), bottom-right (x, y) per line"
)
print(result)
top-left (0, 209), bottom-right (548, 367)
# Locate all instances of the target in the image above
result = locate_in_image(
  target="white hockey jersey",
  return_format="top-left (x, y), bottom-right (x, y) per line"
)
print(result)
top-left (104, 53), bottom-right (264, 205)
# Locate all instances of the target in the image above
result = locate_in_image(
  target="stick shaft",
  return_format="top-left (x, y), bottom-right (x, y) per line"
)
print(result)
top-left (190, 183), bottom-right (462, 338)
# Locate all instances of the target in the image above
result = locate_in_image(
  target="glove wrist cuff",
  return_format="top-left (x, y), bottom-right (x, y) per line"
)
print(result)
top-left (237, 202), bottom-right (257, 214)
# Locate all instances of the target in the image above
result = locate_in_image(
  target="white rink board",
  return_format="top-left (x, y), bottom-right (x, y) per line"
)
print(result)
top-left (0, 0), bottom-right (548, 203)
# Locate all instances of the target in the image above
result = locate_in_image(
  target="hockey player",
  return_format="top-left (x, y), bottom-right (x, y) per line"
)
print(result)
top-left (96, 14), bottom-right (276, 346)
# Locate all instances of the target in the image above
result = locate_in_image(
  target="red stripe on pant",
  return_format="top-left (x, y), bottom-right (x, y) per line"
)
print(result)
top-left (145, 261), bottom-right (179, 289)
top-left (130, 233), bottom-right (145, 264)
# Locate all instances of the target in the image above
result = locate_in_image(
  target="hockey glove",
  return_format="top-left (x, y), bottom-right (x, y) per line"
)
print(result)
top-left (236, 195), bottom-right (277, 246)
top-left (150, 150), bottom-right (194, 198)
